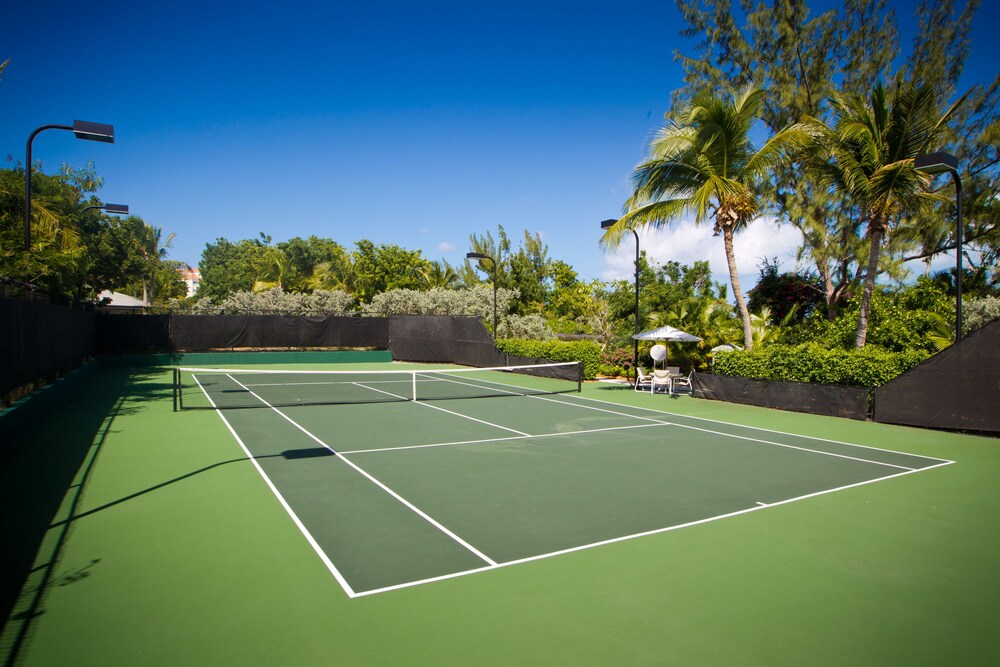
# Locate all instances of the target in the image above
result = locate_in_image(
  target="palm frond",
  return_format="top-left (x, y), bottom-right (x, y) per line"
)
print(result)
top-left (601, 198), bottom-right (695, 250)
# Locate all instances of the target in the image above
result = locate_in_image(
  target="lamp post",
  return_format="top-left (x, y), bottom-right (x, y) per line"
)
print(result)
top-left (914, 152), bottom-right (963, 342)
top-left (601, 219), bottom-right (640, 381)
top-left (466, 251), bottom-right (498, 337)
top-left (25, 120), bottom-right (115, 250)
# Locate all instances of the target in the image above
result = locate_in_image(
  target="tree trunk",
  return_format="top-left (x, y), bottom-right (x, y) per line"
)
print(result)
top-left (817, 260), bottom-right (837, 321)
top-left (854, 221), bottom-right (884, 348)
top-left (723, 227), bottom-right (754, 351)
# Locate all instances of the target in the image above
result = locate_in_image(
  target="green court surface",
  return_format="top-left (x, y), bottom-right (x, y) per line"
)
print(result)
top-left (2, 360), bottom-right (999, 665)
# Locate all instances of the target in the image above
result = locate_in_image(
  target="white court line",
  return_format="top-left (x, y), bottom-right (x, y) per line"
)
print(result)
top-left (192, 370), bottom-right (956, 600)
top-left (356, 379), bottom-right (531, 437)
top-left (367, 375), bottom-right (927, 472)
top-left (247, 379), bottom-right (409, 387)
top-left (512, 392), bottom-right (951, 469)
top-left (350, 458), bottom-right (953, 598)
top-left (344, 421), bottom-right (672, 456)
top-left (191, 374), bottom-right (358, 597)
top-left (423, 371), bottom-right (952, 467)
top-left (219, 373), bottom-right (498, 574)
top-left (556, 391), bottom-right (955, 465)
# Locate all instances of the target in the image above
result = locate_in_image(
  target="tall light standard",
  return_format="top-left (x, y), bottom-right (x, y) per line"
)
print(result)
top-left (466, 251), bottom-right (498, 337)
top-left (25, 120), bottom-right (115, 250)
top-left (914, 152), bottom-right (963, 341)
top-left (602, 219), bottom-right (640, 381)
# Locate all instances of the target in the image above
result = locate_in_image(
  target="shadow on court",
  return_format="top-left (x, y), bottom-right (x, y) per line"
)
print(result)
top-left (0, 365), bottom-right (327, 666)
top-left (0, 367), bottom-right (173, 665)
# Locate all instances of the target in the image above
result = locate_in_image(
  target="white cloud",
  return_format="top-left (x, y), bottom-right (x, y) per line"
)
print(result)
top-left (600, 217), bottom-right (804, 299)
top-left (437, 241), bottom-right (456, 253)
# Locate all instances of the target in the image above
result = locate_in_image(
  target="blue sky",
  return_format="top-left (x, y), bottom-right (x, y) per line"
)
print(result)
top-left (3, 0), bottom-right (997, 290)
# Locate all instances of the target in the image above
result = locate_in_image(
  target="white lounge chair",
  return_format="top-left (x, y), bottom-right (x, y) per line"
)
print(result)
top-left (634, 367), bottom-right (653, 392)
top-left (671, 370), bottom-right (693, 394)
top-left (651, 369), bottom-right (673, 394)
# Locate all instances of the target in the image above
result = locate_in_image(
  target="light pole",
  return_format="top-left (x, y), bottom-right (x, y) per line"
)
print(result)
top-left (25, 120), bottom-right (115, 250)
top-left (914, 152), bottom-right (963, 342)
top-left (466, 251), bottom-right (498, 337)
top-left (601, 219), bottom-right (640, 382)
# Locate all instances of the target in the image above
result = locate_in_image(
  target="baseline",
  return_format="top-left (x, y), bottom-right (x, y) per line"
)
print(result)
top-left (350, 458), bottom-right (950, 598)
top-left (537, 391), bottom-right (953, 469)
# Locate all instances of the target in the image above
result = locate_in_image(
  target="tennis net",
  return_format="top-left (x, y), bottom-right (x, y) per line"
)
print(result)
top-left (173, 362), bottom-right (582, 411)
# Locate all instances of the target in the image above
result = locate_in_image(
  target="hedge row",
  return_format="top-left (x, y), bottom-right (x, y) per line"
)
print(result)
top-left (711, 344), bottom-right (930, 388)
top-left (496, 339), bottom-right (602, 380)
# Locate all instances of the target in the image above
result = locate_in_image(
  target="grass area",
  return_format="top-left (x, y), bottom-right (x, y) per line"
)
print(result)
top-left (2, 364), bottom-right (998, 665)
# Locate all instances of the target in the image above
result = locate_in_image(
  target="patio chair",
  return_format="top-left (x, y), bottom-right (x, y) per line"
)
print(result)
top-left (634, 367), bottom-right (653, 392)
top-left (671, 370), bottom-right (694, 394)
top-left (651, 369), bottom-right (673, 394)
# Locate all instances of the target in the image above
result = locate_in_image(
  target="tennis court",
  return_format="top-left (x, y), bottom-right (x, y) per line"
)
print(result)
top-left (6, 358), bottom-right (999, 666)
top-left (174, 363), bottom-right (951, 598)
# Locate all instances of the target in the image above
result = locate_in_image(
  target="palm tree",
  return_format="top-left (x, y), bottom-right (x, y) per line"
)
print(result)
top-left (416, 260), bottom-right (459, 289)
top-left (603, 84), bottom-right (810, 350)
top-left (810, 80), bottom-right (966, 346)
top-left (252, 247), bottom-right (286, 293)
top-left (305, 261), bottom-right (351, 292)
top-left (138, 223), bottom-right (175, 303)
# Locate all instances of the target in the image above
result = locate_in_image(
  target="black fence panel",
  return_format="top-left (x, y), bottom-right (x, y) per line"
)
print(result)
top-left (95, 314), bottom-right (170, 353)
top-left (452, 317), bottom-right (506, 367)
top-left (692, 373), bottom-right (870, 420)
top-left (874, 319), bottom-right (1000, 433)
top-left (388, 315), bottom-right (458, 362)
top-left (1, 298), bottom-right (95, 397)
top-left (332, 316), bottom-right (390, 348)
top-left (169, 315), bottom-right (390, 351)
top-left (388, 315), bottom-right (517, 366)
top-left (171, 315), bottom-right (256, 350)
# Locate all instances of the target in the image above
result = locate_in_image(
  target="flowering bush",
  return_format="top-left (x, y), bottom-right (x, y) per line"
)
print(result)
top-left (598, 348), bottom-right (633, 377)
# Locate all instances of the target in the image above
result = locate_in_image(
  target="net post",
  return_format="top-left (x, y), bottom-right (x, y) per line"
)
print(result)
top-left (172, 368), bottom-right (179, 412)
top-left (411, 370), bottom-right (417, 401)
top-left (577, 362), bottom-right (583, 392)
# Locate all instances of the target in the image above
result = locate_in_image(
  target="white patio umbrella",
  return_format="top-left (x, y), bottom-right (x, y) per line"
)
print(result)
top-left (633, 325), bottom-right (701, 368)
top-left (633, 325), bottom-right (702, 342)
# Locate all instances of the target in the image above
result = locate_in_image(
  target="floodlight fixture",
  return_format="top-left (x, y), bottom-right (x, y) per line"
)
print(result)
top-left (913, 152), bottom-right (958, 175)
top-left (82, 203), bottom-right (130, 215)
top-left (25, 119), bottom-right (116, 250)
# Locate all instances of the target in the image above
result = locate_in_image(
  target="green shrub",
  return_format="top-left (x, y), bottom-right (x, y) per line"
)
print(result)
top-left (814, 284), bottom-right (951, 353)
top-left (711, 343), bottom-right (929, 387)
top-left (965, 296), bottom-right (1000, 334)
top-left (598, 348), bottom-right (632, 377)
top-left (496, 339), bottom-right (602, 379)
top-left (497, 314), bottom-right (557, 340)
top-left (189, 288), bottom-right (355, 315)
top-left (597, 363), bottom-right (627, 377)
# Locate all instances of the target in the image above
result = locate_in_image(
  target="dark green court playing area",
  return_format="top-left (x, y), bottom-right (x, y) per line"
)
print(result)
top-left (3, 359), bottom-right (998, 666)
top-left (179, 364), bottom-right (949, 597)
